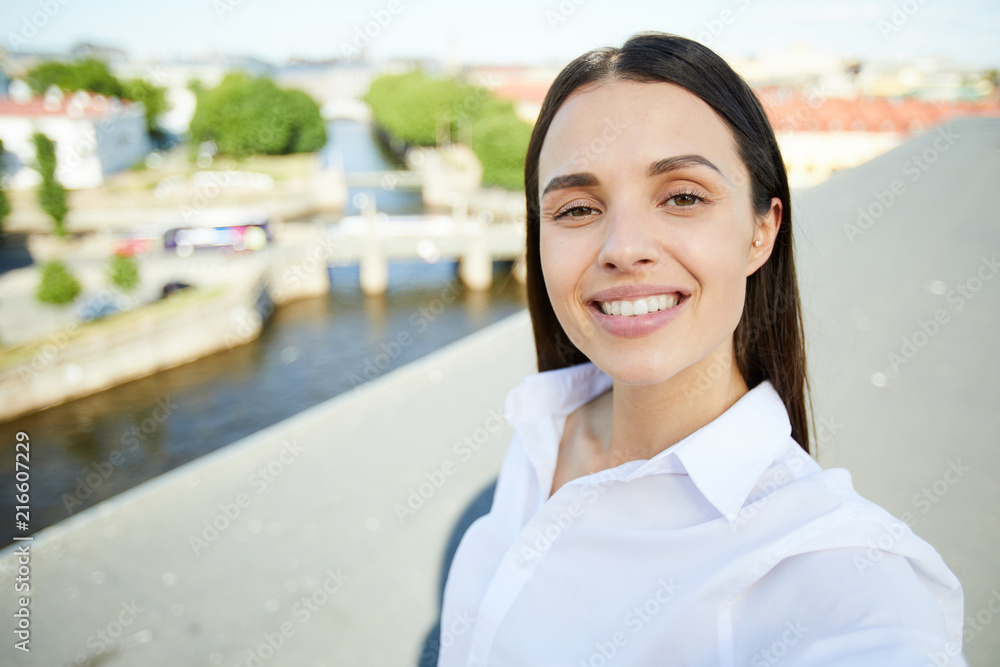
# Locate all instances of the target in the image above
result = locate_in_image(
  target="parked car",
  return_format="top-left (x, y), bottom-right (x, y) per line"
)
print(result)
top-left (161, 208), bottom-right (271, 257)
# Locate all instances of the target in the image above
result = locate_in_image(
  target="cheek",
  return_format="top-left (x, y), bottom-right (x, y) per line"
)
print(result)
top-left (688, 231), bottom-right (750, 318)
top-left (709, 251), bottom-right (750, 327)
top-left (539, 231), bottom-right (578, 304)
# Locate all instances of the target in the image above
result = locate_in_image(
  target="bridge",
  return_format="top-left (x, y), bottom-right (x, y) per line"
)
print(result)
top-left (320, 198), bottom-right (527, 295)
top-left (342, 170), bottom-right (425, 189)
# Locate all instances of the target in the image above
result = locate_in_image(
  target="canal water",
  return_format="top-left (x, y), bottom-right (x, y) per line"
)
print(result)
top-left (0, 119), bottom-right (528, 548)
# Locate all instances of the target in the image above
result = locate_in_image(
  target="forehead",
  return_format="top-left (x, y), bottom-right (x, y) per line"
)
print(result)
top-left (538, 79), bottom-right (742, 186)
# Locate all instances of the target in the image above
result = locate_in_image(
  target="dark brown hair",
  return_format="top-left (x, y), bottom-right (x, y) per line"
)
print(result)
top-left (523, 31), bottom-right (812, 453)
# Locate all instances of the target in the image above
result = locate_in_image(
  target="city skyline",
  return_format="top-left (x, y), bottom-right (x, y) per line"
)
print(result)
top-left (1, 0), bottom-right (998, 70)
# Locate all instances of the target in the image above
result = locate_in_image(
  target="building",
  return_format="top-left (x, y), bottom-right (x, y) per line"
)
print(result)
top-left (759, 88), bottom-right (1000, 187)
top-left (0, 82), bottom-right (150, 189)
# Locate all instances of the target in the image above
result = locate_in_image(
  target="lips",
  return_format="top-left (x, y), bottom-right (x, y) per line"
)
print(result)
top-left (586, 284), bottom-right (692, 303)
top-left (585, 285), bottom-right (690, 338)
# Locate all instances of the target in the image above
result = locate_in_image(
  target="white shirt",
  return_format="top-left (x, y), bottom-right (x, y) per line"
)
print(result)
top-left (437, 361), bottom-right (967, 667)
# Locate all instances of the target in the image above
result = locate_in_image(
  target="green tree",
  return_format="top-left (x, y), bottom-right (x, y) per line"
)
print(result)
top-left (36, 260), bottom-right (81, 305)
top-left (122, 78), bottom-right (169, 137)
top-left (108, 253), bottom-right (140, 291)
top-left (27, 58), bottom-right (124, 97)
top-left (283, 89), bottom-right (329, 153)
top-left (365, 70), bottom-right (531, 190)
top-left (364, 71), bottom-right (482, 147)
top-left (32, 132), bottom-right (69, 237)
top-left (188, 73), bottom-right (327, 159)
top-left (471, 113), bottom-right (533, 190)
top-left (0, 139), bottom-right (10, 238)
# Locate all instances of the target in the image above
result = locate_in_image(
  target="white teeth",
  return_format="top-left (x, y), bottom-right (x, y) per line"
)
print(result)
top-left (598, 293), bottom-right (681, 317)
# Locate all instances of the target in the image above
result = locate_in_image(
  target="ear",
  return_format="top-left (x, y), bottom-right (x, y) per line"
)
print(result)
top-left (747, 197), bottom-right (782, 277)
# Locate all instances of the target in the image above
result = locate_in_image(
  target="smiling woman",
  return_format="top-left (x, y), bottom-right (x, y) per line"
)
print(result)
top-left (436, 32), bottom-right (967, 667)
top-left (536, 78), bottom-right (784, 494)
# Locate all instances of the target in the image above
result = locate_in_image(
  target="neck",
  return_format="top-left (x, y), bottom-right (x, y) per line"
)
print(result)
top-left (593, 339), bottom-right (750, 468)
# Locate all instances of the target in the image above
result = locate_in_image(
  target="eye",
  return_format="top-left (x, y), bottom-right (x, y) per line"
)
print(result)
top-left (665, 192), bottom-right (704, 207)
top-left (552, 204), bottom-right (600, 220)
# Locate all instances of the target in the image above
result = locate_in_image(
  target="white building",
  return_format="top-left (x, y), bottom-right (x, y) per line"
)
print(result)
top-left (0, 82), bottom-right (150, 189)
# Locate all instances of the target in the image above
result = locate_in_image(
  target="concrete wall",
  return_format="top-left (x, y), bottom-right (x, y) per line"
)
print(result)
top-left (0, 308), bottom-right (537, 667)
top-left (0, 280), bottom-right (268, 422)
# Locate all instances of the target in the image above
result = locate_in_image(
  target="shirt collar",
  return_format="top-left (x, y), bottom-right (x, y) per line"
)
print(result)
top-left (504, 361), bottom-right (794, 522)
top-left (504, 361), bottom-right (614, 425)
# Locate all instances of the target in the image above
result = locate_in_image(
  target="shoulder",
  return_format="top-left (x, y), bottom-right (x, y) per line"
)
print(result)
top-left (731, 544), bottom-right (967, 665)
top-left (728, 446), bottom-right (966, 661)
top-left (740, 444), bottom-right (960, 592)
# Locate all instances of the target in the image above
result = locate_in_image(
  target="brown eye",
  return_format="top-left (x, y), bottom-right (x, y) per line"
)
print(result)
top-left (554, 205), bottom-right (599, 220)
top-left (671, 194), bottom-right (699, 206)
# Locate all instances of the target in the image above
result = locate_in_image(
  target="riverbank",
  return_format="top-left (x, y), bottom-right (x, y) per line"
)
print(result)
top-left (0, 282), bottom-right (262, 422)
top-left (0, 227), bottom-right (333, 422)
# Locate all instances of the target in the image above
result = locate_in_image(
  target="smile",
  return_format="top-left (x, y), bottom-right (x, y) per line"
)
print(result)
top-left (588, 293), bottom-right (688, 338)
top-left (598, 293), bottom-right (680, 316)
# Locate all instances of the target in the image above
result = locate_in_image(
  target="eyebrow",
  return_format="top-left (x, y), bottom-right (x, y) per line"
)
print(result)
top-left (540, 154), bottom-right (724, 199)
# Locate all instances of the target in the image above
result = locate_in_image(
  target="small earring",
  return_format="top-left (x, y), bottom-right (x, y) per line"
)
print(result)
top-left (753, 239), bottom-right (762, 247)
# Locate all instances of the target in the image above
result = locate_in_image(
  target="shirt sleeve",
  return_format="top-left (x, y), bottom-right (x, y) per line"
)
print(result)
top-left (730, 547), bottom-right (968, 666)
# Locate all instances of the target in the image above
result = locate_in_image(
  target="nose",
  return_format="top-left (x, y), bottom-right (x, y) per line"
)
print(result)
top-left (596, 202), bottom-right (659, 272)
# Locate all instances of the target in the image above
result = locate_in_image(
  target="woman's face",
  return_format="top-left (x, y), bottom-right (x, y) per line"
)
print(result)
top-left (537, 79), bottom-right (780, 386)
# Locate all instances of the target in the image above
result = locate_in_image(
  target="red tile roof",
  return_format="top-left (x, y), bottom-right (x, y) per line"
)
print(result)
top-left (757, 87), bottom-right (1000, 133)
top-left (0, 95), bottom-right (137, 119)
top-left (491, 81), bottom-right (553, 105)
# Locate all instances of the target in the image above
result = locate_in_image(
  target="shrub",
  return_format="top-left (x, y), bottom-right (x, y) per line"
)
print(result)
top-left (108, 253), bottom-right (139, 291)
top-left (32, 132), bottom-right (68, 237)
top-left (0, 139), bottom-right (10, 236)
top-left (36, 260), bottom-right (82, 305)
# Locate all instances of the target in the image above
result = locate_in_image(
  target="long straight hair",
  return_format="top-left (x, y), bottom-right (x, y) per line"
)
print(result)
top-left (522, 31), bottom-right (812, 453)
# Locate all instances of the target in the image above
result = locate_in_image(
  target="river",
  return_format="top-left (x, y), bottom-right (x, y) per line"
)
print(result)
top-left (0, 118), bottom-right (528, 547)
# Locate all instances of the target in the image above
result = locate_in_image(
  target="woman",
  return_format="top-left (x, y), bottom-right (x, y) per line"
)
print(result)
top-left (437, 32), bottom-right (966, 666)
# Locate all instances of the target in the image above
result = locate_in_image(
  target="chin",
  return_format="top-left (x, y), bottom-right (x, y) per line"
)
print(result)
top-left (584, 346), bottom-right (690, 386)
